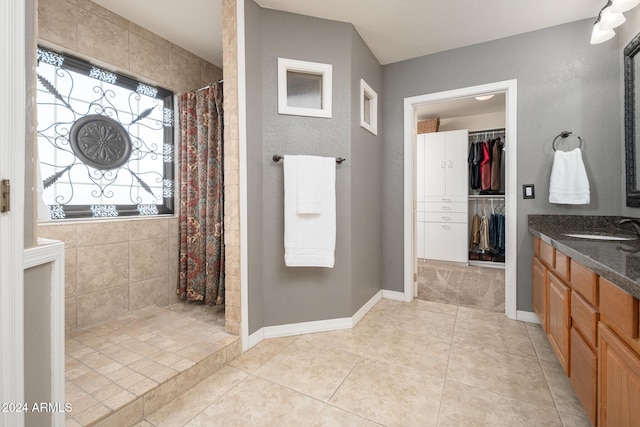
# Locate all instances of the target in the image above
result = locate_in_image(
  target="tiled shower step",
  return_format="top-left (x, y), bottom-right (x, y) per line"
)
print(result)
top-left (81, 337), bottom-right (241, 427)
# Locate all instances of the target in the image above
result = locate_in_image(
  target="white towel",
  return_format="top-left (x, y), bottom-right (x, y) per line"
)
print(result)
top-left (296, 155), bottom-right (324, 214)
top-left (549, 148), bottom-right (590, 204)
top-left (284, 155), bottom-right (336, 267)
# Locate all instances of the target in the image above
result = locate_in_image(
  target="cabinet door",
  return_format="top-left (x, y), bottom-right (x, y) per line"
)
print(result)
top-left (532, 256), bottom-right (547, 332)
top-left (598, 323), bottom-right (640, 427)
top-left (571, 327), bottom-right (597, 426)
top-left (416, 134), bottom-right (425, 203)
top-left (444, 129), bottom-right (469, 199)
top-left (547, 271), bottom-right (571, 374)
top-left (424, 222), bottom-right (467, 263)
top-left (422, 132), bottom-right (447, 198)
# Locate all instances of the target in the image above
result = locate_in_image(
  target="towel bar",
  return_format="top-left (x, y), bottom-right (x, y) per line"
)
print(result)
top-left (272, 154), bottom-right (346, 164)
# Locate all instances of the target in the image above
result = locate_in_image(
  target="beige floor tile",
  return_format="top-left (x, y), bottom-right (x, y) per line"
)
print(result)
top-left (411, 298), bottom-right (460, 316)
top-left (229, 336), bottom-right (297, 372)
top-left (255, 339), bottom-right (360, 402)
top-left (365, 328), bottom-right (451, 378)
top-left (526, 322), bottom-right (559, 363)
top-left (447, 341), bottom-right (555, 407)
top-left (147, 366), bottom-right (247, 426)
top-left (330, 357), bottom-right (444, 427)
top-left (438, 380), bottom-right (563, 427)
top-left (184, 375), bottom-right (324, 427)
top-left (311, 405), bottom-right (382, 426)
top-left (300, 321), bottom-right (379, 355)
top-left (453, 306), bottom-right (537, 358)
top-left (539, 356), bottom-right (589, 417)
top-left (558, 411), bottom-right (594, 427)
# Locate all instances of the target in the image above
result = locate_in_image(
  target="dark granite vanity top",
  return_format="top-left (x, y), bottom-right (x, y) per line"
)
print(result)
top-left (528, 215), bottom-right (640, 300)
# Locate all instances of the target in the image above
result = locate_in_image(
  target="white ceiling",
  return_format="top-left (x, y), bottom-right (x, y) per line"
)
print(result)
top-left (93, 0), bottom-right (603, 67)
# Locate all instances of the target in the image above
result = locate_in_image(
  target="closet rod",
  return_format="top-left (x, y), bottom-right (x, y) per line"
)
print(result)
top-left (272, 154), bottom-right (346, 165)
top-left (468, 127), bottom-right (505, 135)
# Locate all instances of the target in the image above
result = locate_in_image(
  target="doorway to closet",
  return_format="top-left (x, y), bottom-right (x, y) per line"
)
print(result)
top-left (402, 80), bottom-right (518, 320)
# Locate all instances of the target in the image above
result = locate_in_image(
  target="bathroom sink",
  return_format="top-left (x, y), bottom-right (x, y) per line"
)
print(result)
top-left (561, 232), bottom-right (637, 241)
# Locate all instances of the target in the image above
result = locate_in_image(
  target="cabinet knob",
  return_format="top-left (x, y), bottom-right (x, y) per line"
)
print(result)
top-left (441, 161), bottom-right (445, 168)
top-left (448, 161), bottom-right (453, 168)
top-left (441, 206), bottom-right (451, 211)
top-left (442, 216), bottom-right (451, 221)
top-left (441, 225), bottom-right (451, 230)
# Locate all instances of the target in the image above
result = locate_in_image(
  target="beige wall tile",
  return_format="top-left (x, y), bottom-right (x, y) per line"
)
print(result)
top-left (93, 396), bottom-right (143, 427)
top-left (77, 9), bottom-right (129, 71)
top-left (129, 238), bottom-right (169, 282)
top-left (65, 246), bottom-right (77, 297)
top-left (39, 223), bottom-right (77, 248)
top-left (77, 242), bottom-right (129, 295)
top-left (77, 221), bottom-right (128, 247)
top-left (167, 217), bottom-right (179, 236)
top-left (129, 33), bottom-right (170, 86)
top-left (129, 22), bottom-right (170, 49)
top-left (201, 61), bottom-right (223, 85)
top-left (128, 218), bottom-right (168, 241)
top-left (169, 53), bottom-right (201, 93)
top-left (76, 0), bottom-right (128, 28)
top-left (77, 285), bottom-right (128, 328)
top-left (38, 0), bottom-right (78, 52)
top-left (66, 296), bottom-right (77, 331)
top-left (129, 276), bottom-right (169, 311)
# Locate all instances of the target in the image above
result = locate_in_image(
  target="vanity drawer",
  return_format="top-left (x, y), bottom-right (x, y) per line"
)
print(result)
top-left (555, 251), bottom-right (570, 282)
top-left (570, 260), bottom-right (598, 306)
top-left (424, 212), bottom-right (466, 223)
top-left (539, 240), bottom-right (555, 268)
top-left (599, 277), bottom-right (639, 339)
top-left (571, 290), bottom-right (598, 349)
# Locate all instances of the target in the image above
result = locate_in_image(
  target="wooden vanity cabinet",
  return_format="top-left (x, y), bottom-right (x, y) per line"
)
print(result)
top-left (547, 270), bottom-right (571, 374)
top-left (532, 256), bottom-right (547, 332)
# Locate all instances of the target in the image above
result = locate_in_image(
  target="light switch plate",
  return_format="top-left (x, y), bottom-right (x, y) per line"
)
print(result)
top-left (523, 184), bottom-right (535, 199)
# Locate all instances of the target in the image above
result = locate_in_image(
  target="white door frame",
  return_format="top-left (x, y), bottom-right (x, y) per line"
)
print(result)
top-left (403, 79), bottom-right (518, 319)
top-left (1, 0), bottom-right (26, 425)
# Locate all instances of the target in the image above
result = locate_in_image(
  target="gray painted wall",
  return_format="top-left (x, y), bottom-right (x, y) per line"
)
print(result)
top-left (381, 20), bottom-right (622, 311)
top-left (244, 2), bottom-right (383, 333)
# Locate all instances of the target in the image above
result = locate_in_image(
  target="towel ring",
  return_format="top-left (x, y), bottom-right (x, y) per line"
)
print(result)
top-left (552, 131), bottom-right (583, 151)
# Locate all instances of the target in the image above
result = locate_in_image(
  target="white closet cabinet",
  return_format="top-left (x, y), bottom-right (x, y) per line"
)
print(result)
top-left (416, 129), bottom-right (468, 263)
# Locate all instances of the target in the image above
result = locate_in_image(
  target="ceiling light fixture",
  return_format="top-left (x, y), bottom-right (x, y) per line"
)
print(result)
top-left (591, 0), bottom-right (639, 44)
top-left (475, 95), bottom-right (494, 101)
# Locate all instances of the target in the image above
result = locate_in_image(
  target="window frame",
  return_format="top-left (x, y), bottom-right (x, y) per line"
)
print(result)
top-left (277, 57), bottom-right (333, 118)
top-left (36, 47), bottom-right (175, 220)
top-left (360, 78), bottom-right (378, 135)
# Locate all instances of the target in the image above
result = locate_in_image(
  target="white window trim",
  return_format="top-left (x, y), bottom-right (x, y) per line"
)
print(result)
top-left (360, 79), bottom-right (378, 135)
top-left (278, 58), bottom-right (332, 118)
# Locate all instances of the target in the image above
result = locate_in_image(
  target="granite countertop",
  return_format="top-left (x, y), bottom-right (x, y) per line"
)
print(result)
top-left (528, 215), bottom-right (640, 300)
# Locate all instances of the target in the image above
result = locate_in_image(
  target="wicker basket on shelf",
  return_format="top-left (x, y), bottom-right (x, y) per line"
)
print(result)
top-left (417, 117), bottom-right (440, 133)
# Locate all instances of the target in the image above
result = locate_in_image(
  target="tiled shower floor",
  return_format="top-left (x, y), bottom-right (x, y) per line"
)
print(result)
top-left (64, 303), bottom-right (239, 426)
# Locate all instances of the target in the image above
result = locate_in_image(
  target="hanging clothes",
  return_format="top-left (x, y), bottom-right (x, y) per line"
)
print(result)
top-left (478, 211), bottom-right (490, 251)
top-left (468, 141), bottom-right (482, 189)
top-left (491, 137), bottom-right (503, 191)
top-left (470, 213), bottom-right (480, 249)
top-left (480, 140), bottom-right (492, 190)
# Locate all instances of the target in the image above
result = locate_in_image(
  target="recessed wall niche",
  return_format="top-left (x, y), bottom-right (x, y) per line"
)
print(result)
top-left (278, 58), bottom-right (332, 118)
top-left (360, 78), bottom-right (378, 135)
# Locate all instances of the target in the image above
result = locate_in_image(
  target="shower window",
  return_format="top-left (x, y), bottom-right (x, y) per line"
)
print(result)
top-left (35, 47), bottom-right (175, 220)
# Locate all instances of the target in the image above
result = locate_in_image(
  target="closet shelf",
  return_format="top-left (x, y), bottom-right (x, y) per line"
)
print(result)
top-left (468, 194), bottom-right (505, 199)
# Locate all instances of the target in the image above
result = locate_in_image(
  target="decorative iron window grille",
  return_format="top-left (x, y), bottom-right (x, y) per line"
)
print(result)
top-left (36, 46), bottom-right (175, 219)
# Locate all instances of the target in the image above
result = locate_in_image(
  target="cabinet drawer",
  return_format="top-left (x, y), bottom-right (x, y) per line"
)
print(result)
top-left (555, 251), bottom-right (570, 282)
top-left (599, 277), bottom-right (639, 339)
top-left (424, 202), bottom-right (467, 213)
top-left (539, 240), bottom-right (555, 268)
top-left (571, 290), bottom-right (598, 349)
top-left (533, 236), bottom-right (540, 257)
top-left (417, 211), bottom-right (425, 222)
top-left (424, 222), bottom-right (467, 263)
top-left (570, 260), bottom-right (598, 306)
top-left (424, 212), bottom-right (466, 223)
top-left (570, 327), bottom-right (597, 426)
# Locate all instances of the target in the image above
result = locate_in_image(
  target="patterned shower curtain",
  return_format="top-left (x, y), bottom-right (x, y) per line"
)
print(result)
top-left (177, 83), bottom-right (225, 305)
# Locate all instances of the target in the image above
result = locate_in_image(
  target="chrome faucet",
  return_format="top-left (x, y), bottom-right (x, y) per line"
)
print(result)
top-left (618, 218), bottom-right (640, 236)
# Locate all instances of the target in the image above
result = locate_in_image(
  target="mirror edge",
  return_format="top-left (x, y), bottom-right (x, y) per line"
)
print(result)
top-left (625, 32), bottom-right (640, 207)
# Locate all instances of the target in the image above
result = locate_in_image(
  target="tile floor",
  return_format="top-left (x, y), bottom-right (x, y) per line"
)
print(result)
top-left (65, 303), bottom-right (237, 426)
top-left (130, 298), bottom-right (592, 427)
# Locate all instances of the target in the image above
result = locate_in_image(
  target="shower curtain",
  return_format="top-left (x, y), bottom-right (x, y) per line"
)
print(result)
top-left (177, 82), bottom-right (225, 305)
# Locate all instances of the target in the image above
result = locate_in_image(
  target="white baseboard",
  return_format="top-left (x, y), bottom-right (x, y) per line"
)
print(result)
top-left (245, 290), bottom-right (384, 351)
top-left (516, 310), bottom-right (540, 324)
top-left (382, 289), bottom-right (407, 301)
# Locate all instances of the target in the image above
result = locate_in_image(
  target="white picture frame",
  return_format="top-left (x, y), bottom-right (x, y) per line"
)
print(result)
top-left (360, 79), bottom-right (378, 135)
top-left (278, 58), bottom-right (332, 118)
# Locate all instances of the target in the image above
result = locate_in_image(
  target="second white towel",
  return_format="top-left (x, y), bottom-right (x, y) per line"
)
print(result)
top-left (284, 155), bottom-right (336, 268)
top-left (549, 148), bottom-right (590, 205)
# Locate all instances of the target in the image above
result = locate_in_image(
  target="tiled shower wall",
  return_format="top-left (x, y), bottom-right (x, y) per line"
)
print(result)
top-left (39, 218), bottom-right (180, 330)
top-left (36, 0), bottom-right (227, 331)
